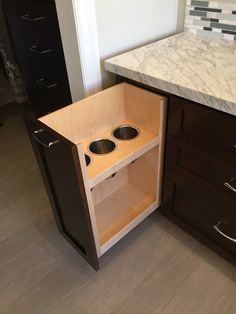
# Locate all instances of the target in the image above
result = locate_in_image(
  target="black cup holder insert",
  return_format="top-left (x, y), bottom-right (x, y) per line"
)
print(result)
top-left (112, 125), bottom-right (140, 140)
top-left (89, 138), bottom-right (117, 155)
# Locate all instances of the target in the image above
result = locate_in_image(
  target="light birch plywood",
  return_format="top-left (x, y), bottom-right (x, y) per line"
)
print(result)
top-left (94, 183), bottom-right (156, 246)
top-left (125, 83), bottom-right (165, 136)
top-left (39, 83), bottom-right (126, 143)
top-left (83, 121), bottom-right (159, 188)
top-left (92, 146), bottom-right (159, 248)
top-left (157, 98), bottom-right (167, 204)
top-left (39, 83), bottom-right (164, 144)
top-left (129, 146), bottom-right (159, 201)
top-left (91, 167), bottom-right (129, 207)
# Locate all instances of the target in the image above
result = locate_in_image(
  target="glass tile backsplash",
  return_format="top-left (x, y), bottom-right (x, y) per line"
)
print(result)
top-left (185, 0), bottom-right (236, 40)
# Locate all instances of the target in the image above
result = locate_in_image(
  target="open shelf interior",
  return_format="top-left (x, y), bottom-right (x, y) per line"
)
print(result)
top-left (39, 82), bottom-right (165, 188)
top-left (91, 147), bottom-right (159, 248)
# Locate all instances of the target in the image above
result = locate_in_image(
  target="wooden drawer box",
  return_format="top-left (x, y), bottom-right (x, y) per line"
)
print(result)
top-left (24, 83), bottom-right (167, 269)
top-left (168, 95), bottom-right (236, 164)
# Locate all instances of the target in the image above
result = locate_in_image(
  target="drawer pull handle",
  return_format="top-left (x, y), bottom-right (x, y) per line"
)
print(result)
top-left (224, 179), bottom-right (236, 193)
top-left (20, 14), bottom-right (45, 22)
top-left (36, 78), bottom-right (58, 89)
top-left (32, 129), bottom-right (60, 148)
top-left (29, 44), bottom-right (52, 54)
top-left (213, 221), bottom-right (236, 243)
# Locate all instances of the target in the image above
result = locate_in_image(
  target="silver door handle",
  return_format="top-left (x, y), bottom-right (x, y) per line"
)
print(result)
top-left (213, 221), bottom-right (236, 243)
top-left (29, 44), bottom-right (52, 54)
top-left (32, 129), bottom-right (60, 148)
top-left (20, 14), bottom-right (45, 22)
top-left (36, 78), bottom-right (58, 89)
top-left (224, 180), bottom-right (236, 193)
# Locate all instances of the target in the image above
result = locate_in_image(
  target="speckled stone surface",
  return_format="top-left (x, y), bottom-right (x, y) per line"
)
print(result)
top-left (105, 32), bottom-right (236, 116)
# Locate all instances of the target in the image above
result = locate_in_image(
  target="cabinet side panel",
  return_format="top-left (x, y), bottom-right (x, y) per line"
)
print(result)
top-left (128, 147), bottom-right (158, 201)
top-left (92, 167), bottom-right (129, 206)
top-left (39, 83), bottom-right (127, 143)
top-left (125, 83), bottom-right (164, 136)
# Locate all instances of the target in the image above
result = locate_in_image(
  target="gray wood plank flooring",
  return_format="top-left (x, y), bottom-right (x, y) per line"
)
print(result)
top-left (0, 114), bottom-right (235, 314)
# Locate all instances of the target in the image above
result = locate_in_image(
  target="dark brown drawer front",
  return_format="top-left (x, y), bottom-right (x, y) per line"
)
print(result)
top-left (27, 79), bottom-right (70, 116)
top-left (168, 95), bottom-right (236, 163)
top-left (162, 170), bottom-right (236, 260)
top-left (166, 138), bottom-right (236, 204)
top-left (7, 0), bottom-right (59, 43)
top-left (4, 0), bottom-right (66, 79)
top-left (3, 0), bottom-right (72, 117)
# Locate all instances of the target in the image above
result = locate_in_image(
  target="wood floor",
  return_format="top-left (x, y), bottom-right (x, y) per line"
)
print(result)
top-left (0, 113), bottom-right (236, 314)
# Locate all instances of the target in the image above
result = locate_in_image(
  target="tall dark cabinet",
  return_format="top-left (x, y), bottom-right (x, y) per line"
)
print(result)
top-left (3, 0), bottom-right (72, 117)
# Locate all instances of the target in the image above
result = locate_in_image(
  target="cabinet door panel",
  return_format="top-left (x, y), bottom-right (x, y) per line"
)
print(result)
top-left (166, 138), bottom-right (236, 204)
top-left (168, 95), bottom-right (236, 164)
top-left (24, 115), bottom-right (99, 270)
top-left (162, 170), bottom-right (236, 264)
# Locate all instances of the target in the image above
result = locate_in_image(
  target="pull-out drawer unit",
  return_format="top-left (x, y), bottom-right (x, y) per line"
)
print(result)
top-left (24, 83), bottom-right (167, 270)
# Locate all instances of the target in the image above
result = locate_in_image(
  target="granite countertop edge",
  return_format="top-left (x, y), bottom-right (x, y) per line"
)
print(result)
top-left (105, 33), bottom-right (236, 117)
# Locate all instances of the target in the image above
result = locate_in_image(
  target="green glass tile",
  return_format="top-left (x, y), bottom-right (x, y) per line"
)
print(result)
top-left (190, 10), bottom-right (207, 17)
top-left (191, 1), bottom-right (208, 7)
top-left (211, 22), bottom-right (236, 31)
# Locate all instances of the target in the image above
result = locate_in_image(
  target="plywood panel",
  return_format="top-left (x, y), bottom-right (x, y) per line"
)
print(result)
top-left (128, 146), bottom-right (159, 201)
top-left (94, 183), bottom-right (155, 246)
top-left (125, 84), bottom-right (165, 136)
top-left (39, 83), bottom-right (126, 143)
top-left (83, 121), bottom-right (159, 187)
top-left (91, 167), bottom-right (129, 206)
top-left (157, 98), bottom-right (167, 204)
top-left (39, 83), bottom-right (165, 144)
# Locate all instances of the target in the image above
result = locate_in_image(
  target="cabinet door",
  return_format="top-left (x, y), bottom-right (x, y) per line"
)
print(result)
top-left (168, 95), bottom-right (236, 165)
top-left (24, 115), bottom-right (99, 270)
top-left (162, 170), bottom-right (236, 265)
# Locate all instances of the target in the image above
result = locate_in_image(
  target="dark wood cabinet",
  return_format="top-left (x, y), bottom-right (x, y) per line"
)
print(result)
top-left (162, 170), bottom-right (236, 262)
top-left (162, 95), bottom-right (236, 265)
top-left (3, 0), bottom-right (72, 117)
top-left (24, 114), bottom-right (99, 270)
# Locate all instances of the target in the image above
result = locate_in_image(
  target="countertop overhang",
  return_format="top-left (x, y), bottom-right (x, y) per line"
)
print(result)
top-left (105, 32), bottom-right (236, 116)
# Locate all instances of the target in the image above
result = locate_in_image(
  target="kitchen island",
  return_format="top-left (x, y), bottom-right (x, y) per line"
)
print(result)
top-left (105, 32), bottom-right (236, 265)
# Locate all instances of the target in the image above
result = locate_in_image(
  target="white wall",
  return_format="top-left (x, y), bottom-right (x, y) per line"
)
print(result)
top-left (95, 0), bottom-right (179, 87)
top-left (55, 0), bottom-right (85, 102)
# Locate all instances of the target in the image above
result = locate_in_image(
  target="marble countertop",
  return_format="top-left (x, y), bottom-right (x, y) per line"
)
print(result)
top-left (105, 32), bottom-right (236, 116)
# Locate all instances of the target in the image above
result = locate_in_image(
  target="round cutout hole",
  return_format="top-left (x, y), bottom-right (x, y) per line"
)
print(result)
top-left (89, 138), bottom-right (117, 155)
top-left (112, 125), bottom-right (139, 140)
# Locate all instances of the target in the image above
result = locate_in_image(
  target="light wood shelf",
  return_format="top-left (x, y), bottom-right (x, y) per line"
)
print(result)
top-left (94, 183), bottom-right (156, 246)
top-left (83, 120), bottom-right (159, 188)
